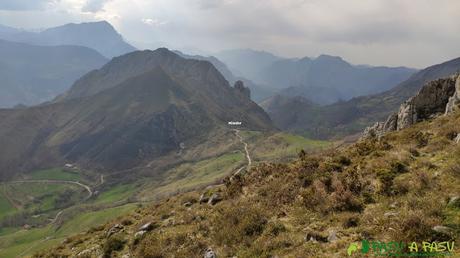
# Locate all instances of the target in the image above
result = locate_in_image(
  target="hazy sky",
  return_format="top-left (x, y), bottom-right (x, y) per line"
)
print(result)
top-left (0, 0), bottom-right (459, 68)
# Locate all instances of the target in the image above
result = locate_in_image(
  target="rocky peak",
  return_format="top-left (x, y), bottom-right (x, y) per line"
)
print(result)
top-left (59, 48), bottom-right (229, 101)
top-left (445, 74), bottom-right (460, 114)
top-left (234, 80), bottom-right (251, 99)
top-left (364, 73), bottom-right (460, 138)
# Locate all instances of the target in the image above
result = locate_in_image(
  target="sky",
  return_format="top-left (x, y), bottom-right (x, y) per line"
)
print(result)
top-left (0, 0), bottom-right (459, 68)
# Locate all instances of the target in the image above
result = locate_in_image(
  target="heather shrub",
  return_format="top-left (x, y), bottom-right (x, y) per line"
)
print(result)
top-left (103, 236), bottom-right (126, 258)
top-left (212, 203), bottom-right (267, 246)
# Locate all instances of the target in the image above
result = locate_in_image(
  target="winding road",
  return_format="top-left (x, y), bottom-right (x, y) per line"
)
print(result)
top-left (8, 177), bottom-right (99, 227)
top-left (10, 180), bottom-right (93, 200)
top-left (9, 179), bottom-right (94, 257)
top-left (233, 129), bottom-right (252, 176)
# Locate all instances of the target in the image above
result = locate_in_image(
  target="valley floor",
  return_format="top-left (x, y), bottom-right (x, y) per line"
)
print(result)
top-left (0, 129), bottom-right (330, 257)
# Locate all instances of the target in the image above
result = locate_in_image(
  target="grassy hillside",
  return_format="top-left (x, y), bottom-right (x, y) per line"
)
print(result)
top-left (0, 130), bottom-right (330, 257)
top-left (137, 131), bottom-right (330, 201)
top-left (34, 112), bottom-right (460, 257)
top-left (243, 131), bottom-right (331, 162)
top-left (137, 152), bottom-right (245, 201)
top-left (0, 204), bottom-right (136, 257)
top-left (0, 189), bottom-right (16, 220)
top-left (27, 168), bottom-right (82, 181)
top-left (0, 167), bottom-right (95, 227)
top-left (92, 184), bottom-right (138, 205)
top-left (5, 183), bottom-right (83, 212)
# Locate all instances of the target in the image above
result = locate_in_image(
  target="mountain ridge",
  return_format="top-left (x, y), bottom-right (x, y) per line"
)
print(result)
top-left (0, 39), bottom-right (107, 107)
top-left (0, 21), bottom-right (136, 58)
top-left (0, 48), bottom-right (273, 180)
top-left (263, 54), bottom-right (417, 104)
top-left (263, 56), bottom-right (460, 139)
top-left (175, 50), bottom-right (278, 102)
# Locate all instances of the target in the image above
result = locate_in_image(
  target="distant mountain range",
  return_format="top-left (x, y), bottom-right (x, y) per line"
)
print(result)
top-left (262, 55), bottom-right (417, 104)
top-left (216, 49), bottom-right (416, 104)
top-left (215, 49), bottom-right (282, 81)
top-left (262, 56), bottom-right (460, 139)
top-left (0, 21), bottom-right (136, 58)
top-left (0, 48), bottom-right (273, 180)
top-left (0, 21), bottom-right (139, 107)
top-left (176, 50), bottom-right (277, 102)
top-left (0, 39), bottom-right (107, 107)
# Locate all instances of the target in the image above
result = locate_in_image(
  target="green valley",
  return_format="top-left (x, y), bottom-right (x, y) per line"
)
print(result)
top-left (0, 129), bottom-right (330, 257)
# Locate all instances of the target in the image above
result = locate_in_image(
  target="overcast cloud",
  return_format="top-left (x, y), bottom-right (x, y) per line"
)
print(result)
top-left (0, 0), bottom-right (51, 11)
top-left (0, 0), bottom-right (458, 68)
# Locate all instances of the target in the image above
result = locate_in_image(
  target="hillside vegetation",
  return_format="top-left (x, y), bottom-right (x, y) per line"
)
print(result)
top-left (35, 110), bottom-right (460, 257)
top-left (0, 130), bottom-right (328, 257)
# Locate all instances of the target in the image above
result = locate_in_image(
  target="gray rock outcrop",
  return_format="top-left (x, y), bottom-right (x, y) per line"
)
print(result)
top-left (139, 222), bottom-right (157, 232)
top-left (106, 224), bottom-right (124, 238)
top-left (134, 230), bottom-right (146, 240)
top-left (327, 230), bottom-right (338, 242)
top-left (432, 225), bottom-right (453, 235)
top-left (208, 193), bottom-right (223, 205)
top-left (234, 80), bottom-right (251, 99)
top-left (448, 196), bottom-right (460, 208)
top-left (363, 74), bottom-right (459, 138)
top-left (199, 193), bottom-right (209, 204)
top-left (446, 74), bottom-right (460, 114)
top-left (204, 248), bottom-right (217, 258)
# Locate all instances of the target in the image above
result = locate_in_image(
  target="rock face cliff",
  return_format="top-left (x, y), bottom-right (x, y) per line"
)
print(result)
top-left (364, 74), bottom-right (460, 138)
top-left (234, 80), bottom-right (251, 99)
top-left (446, 74), bottom-right (460, 114)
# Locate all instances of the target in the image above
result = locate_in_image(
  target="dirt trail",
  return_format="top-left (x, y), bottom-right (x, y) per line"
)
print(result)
top-left (10, 180), bottom-right (92, 199)
top-left (233, 129), bottom-right (252, 176)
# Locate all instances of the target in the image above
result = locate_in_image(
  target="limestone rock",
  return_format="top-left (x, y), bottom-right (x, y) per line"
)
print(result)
top-left (199, 193), bottom-right (209, 204)
top-left (363, 75), bottom-right (457, 138)
top-left (139, 222), bottom-right (156, 232)
top-left (327, 230), bottom-right (338, 242)
top-left (432, 225), bottom-right (453, 235)
top-left (397, 100), bottom-right (416, 130)
top-left (304, 231), bottom-right (328, 242)
top-left (448, 196), bottom-right (460, 208)
top-left (163, 218), bottom-right (175, 226)
top-left (204, 248), bottom-right (217, 258)
top-left (397, 77), bottom-right (456, 129)
top-left (183, 201), bottom-right (193, 207)
top-left (445, 74), bottom-right (460, 114)
top-left (384, 212), bottom-right (399, 217)
top-left (208, 193), bottom-right (223, 205)
top-left (134, 230), bottom-right (146, 239)
top-left (455, 134), bottom-right (460, 144)
top-left (106, 224), bottom-right (123, 238)
top-left (363, 112), bottom-right (398, 138)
